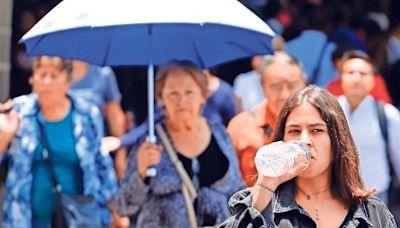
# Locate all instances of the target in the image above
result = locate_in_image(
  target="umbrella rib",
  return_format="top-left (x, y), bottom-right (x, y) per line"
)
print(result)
top-left (101, 26), bottom-right (116, 66)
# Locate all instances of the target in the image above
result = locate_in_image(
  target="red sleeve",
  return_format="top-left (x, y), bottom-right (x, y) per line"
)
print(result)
top-left (371, 75), bottom-right (393, 104)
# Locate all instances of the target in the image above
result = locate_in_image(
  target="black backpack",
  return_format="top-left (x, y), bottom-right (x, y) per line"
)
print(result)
top-left (375, 101), bottom-right (400, 217)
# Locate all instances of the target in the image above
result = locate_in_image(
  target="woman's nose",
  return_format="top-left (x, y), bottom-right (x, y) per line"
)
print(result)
top-left (43, 75), bottom-right (52, 85)
top-left (300, 131), bottom-right (312, 145)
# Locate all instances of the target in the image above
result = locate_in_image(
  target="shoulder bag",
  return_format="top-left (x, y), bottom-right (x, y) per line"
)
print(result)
top-left (38, 121), bottom-right (102, 228)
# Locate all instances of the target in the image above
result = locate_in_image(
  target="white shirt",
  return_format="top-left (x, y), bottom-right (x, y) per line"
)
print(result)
top-left (233, 70), bottom-right (265, 111)
top-left (338, 95), bottom-right (400, 192)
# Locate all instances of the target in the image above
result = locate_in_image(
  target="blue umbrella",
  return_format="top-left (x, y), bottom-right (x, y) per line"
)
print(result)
top-left (20, 0), bottom-right (275, 142)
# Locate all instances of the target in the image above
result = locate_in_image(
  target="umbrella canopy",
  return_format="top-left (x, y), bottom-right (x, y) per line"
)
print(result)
top-left (21, 0), bottom-right (275, 68)
top-left (20, 0), bottom-right (276, 142)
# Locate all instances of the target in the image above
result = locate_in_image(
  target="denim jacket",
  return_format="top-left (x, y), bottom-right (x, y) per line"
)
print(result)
top-left (1, 93), bottom-right (118, 227)
top-left (113, 121), bottom-right (244, 227)
top-left (219, 181), bottom-right (397, 227)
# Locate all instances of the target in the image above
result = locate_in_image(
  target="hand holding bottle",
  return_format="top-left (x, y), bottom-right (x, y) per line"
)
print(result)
top-left (254, 140), bottom-right (311, 177)
top-left (251, 141), bottom-right (311, 212)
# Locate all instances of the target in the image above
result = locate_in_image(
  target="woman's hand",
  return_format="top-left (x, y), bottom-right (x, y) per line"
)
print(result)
top-left (109, 205), bottom-right (130, 228)
top-left (0, 100), bottom-right (19, 134)
top-left (137, 142), bottom-right (162, 179)
top-left (0, 111), bottom-right (19, 136)
top-left (0, 100), bottom-right (19, 154)
top-left (110, 209), bottom-right (130, 228)
top-left (102, 136), bottom-right (121, 152)
top-left (251, 155), bottom-right (307, 212)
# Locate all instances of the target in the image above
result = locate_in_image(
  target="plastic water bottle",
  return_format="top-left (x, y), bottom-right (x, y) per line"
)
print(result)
top-left (254, 141), bottom-right (312, 177)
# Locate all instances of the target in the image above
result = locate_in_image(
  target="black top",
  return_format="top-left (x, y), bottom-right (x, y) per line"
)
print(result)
top-left (177, 134), bottom-right (230, 226)
top-left (177, 135), bottom-right (229, 188)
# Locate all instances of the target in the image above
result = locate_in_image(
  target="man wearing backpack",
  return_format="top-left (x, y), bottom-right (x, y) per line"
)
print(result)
top-left (337, 50), bottom-right (400, 219)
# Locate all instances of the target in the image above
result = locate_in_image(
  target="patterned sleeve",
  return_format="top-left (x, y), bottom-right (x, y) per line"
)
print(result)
top-left (90, 105), bottom-right (118, 202)
top-left (112, 142), bottom-right (150, 216)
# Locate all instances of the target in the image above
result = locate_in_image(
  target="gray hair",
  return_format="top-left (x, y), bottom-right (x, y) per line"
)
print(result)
top-left (258, 51), bottom-right (305, 85)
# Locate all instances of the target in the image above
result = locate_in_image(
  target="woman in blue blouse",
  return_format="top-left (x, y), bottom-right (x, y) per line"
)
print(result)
top-left (0, 56), bottom-right (118, 227)
top-left (112, 61), bottom-right (244, 227)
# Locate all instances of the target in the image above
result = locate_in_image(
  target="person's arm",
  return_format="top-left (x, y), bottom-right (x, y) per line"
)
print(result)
top-left (86, 105), bottom-right (118, 204)
top-left (0, 132), bottom-right (13, 156)
top-left (0, 108), bottom-right (20, 156)
top-left (252, 147), bottom-right (308, 212)
top-left (219, 143), bottom-right (308, 227)
top-left (104, 101), bottom-right (127, 180)
top-left (101, 67), bottom-right (128, 180)
top-left (251, 176), bottom-right (280, 212)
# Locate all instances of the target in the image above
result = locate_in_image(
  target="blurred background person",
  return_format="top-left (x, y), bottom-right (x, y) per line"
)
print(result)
top-left (70, 60), bottom-right (127, 180)
top-left (387, 20), bottom-right (400, 66)
top-left (220, 86), bottom-right (396, 227)
top-left (326, 45), bottom-right (392, 104)
top-left (227, 52), bottom-right (306, 186)
top-left (112, 61), bottom-right (244, 227)
top-left (233, 55), bottom-right (265, 111)
top-left (202, 68), bottom-right (238, 126)
top-left (284, 3), bottom-right (336, 87)
top-left (0, 56), bottom-right (118, 227)
top-left (115, 67), bottom-right (239, 151)
top-left (337, 50), bottom-right (400, 205)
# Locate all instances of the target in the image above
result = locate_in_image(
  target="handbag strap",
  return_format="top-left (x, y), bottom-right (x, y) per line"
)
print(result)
top-left (37, 120), bottom-right (63, 195)
top-left (155, 123), bottom-right (198, 228)
top-left (155, 123), bottom-right (197, 199)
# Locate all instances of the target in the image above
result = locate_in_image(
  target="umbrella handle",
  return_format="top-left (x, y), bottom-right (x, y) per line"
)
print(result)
top-left (145, 135), bottom-right (157, 177)
top-left (146, 63), bottom-right (157, 177)
top-left (148, 63), bottom-right (156, 142)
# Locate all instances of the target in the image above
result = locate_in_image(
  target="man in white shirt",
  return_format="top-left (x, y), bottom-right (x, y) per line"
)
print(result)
top-left (233, 56), bottom-right (265, 111)
top-left (338, 50), bottom-right (400, 204)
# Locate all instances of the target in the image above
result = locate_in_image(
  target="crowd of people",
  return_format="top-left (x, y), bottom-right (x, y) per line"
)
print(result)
top-left (1, 0), bottom-right (400, 227)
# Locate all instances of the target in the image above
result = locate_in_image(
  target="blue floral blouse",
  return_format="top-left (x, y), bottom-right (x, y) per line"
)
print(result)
top-left (0, 93), bottom-right (118, 227)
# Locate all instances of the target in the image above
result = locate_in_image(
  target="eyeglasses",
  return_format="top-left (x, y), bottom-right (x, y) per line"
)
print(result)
top-left (342, 71), bottom-right (374, 77)
top-left (268, 80), bottom-right (303, 92)
top-left (164, 91), bottom-right (198, 103)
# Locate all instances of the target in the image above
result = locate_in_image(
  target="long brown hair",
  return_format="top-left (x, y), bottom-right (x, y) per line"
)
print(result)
top-left (272, 85), bottom-right (374, 204)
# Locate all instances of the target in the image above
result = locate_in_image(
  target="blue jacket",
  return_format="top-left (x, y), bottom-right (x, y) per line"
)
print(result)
top-left (1, 93), bottom-right (118, 227)
top-left (113, 121), bottom-right (244, 227)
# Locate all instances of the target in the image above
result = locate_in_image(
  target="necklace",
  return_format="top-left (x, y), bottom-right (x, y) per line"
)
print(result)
top-left (296, 185), bottom-right (330, 200)
top-left (297, 186), bottom-right (330, 222)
